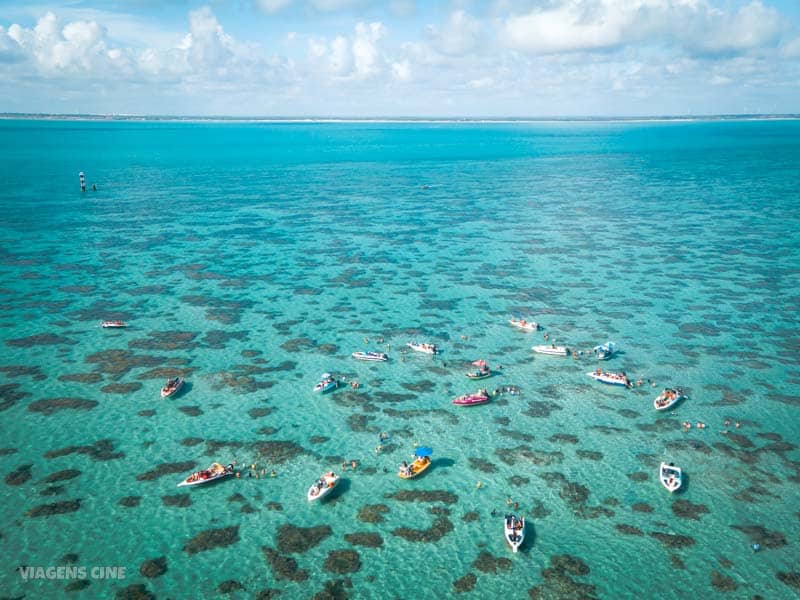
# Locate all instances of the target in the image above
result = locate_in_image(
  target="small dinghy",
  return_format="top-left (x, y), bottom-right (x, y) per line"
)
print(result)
top-left (504, 513), bottom-right (525, 552)
top-left (509, 318), bottom-right (538, 331)
top-left (352, 351), bottom-right (388, 362)
top-left (593, 341), bottom-right (617, 360)
top-left (465, 359), bottom-right (492, 379)
top-left (659, 462), bottom-right (682, 493)
top-left (398, 447), bottom-right (433, 479)
top-left (532, 345), bottom-right (570, 356)
top-left (160, 377), bottom-right (184, 398)
top-left (177, 462), bottom-right (233, 487)
top-left (307, 471), bottom-right (339, 501)
top-left (313, 373), bottom-right (338, 393)
top-left (452, 390), bottom-right (490, 406)
top-left (654, 388), bottom-right (686, 411)
top-left (586, 369), bottom-right (631, 387)
top-left (407, 341), bottom-right (438, 354)
top-left (100, 320), bottom-right (128, 328)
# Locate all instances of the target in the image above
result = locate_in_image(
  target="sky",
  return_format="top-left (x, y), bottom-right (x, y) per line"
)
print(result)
top-left (0, 0), bottom-right (799, 117)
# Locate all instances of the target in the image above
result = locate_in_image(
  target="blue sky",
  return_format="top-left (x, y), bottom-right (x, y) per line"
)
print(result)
top-left (1, 0), bottom-right (799, 116)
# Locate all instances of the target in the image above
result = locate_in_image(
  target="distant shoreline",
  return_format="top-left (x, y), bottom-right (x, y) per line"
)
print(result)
top-left (1, 113), bottom-right (799, 124)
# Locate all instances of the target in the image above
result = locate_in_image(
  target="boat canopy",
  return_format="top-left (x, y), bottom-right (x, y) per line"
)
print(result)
top-left (594, 341), bottom-right (617, 351)
top-left (414, 446), bottom-right (433, 457)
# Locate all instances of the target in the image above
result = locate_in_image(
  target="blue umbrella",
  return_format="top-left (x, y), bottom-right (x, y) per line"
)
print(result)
top-left (414, 446), bottom-right (433, 457)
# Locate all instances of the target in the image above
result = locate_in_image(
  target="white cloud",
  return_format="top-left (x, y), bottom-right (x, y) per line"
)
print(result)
top-left (467, 76), bottom-right (493, 89)
top-left (0, 1), bottom-right (797, 116)
top-left (391, 58), bottom-right (411, 81)
top-left (257, 0), bottom-right (295, 13)
top-left (183, 6), bottom-right (236, 68)
top-left (782, 37), bottom-right (800, 58)
top-left (501, 1), bottom-right (635, 54)
top-left (428, 10), bottom-right (482, 56)
top-left (353, 21), bottom-right (386, 77)
top-left (501, 0), bottom-right (785, 56)
top-left (4, 11), bottom-right (122, 73)
top-left (306, 21), bottom-right (387, 80)
top-left (690, 1), bottom-right (783, 55)
top-left (311, 0), bottom-right (364, 12)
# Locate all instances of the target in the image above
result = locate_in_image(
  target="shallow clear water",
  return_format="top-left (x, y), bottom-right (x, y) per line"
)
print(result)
top-left (0, 119), bottom-right (799, 599)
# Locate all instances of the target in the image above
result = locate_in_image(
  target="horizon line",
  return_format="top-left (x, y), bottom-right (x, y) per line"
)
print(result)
top-left (1, 112), bottom-right (799, 124)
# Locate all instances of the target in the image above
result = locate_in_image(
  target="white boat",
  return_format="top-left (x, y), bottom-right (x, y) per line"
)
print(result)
top-left (352, 351), bottom-right (388, 362)
top-left (160, 377), bottom-right (184, 398)
top-left (532, 345), bottom-right (570, 356)
top-left (654, 388), bottom-right (686, 411)
top-left (313, 373), bottom-right (338, 393)
top-left (504, 513), bottom-right (525, 552)
top-left (307, 471), bottom-right (339, 501)
top-left (177, 462), bottom-right (233, 487)
top-left (509, 318), bottom-right (539, 331)
top-left (586, 370), bottom-right (631, 387)
top-left (407, 341), bottom-right (438, 355)
top-left (593, 341), bottom-right (617, 360)
top-left (100, 320), bottom-right (128, 328)
top-left (659, 462), bottom-right (682, 493)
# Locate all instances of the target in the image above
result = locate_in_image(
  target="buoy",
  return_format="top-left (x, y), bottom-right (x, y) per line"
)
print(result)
top-left (79, 171), bottom-right (86, 192)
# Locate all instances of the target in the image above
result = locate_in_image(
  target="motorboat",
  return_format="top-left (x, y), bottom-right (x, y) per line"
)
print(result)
top-left (586, 369), bottom-right (631, 387)
top-left (509, 318), bottom-right (539, 331)
top-left (160, 377), bottom-right (184, 398)
top-left (659, 462), bottom-right (682, 493)
top-left (593, 341), bottom-right (617, 360)
top-left (407, 341), bottom-right (438, 355)
top-left (177, 462), bottom-right (233, 487)
top-left (398, 447), bottom-right (433, 479)
top-left (465, 359), bottom-right (492, 379)
top-left (100, 320), bottom-right (128, 328)
top-left (654, 388), bottom-right (686, 411)
top-left (532, 345), bottom-right (570, 356)
top-left (313, 373), bottom-right (338, 393)
top-left (452, 391), bottom-right (490, 406)
top-left (504, 513), bottom-right (525, 552)
top-left (307, 471), bottom-right (339, 501)
top-left (352, 351), bottom-right (388, 362)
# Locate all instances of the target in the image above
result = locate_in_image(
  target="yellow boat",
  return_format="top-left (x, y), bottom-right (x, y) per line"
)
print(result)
top-left (398, 447), bottom-right (433, 479)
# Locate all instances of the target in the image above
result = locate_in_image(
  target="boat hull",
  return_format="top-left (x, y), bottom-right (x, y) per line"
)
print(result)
top-left (407, 342), bottom-right (437, 354)
top-left (504, 515), bottom-right (525, 553)
top-left (352, 352), bottom-right (388, 362)
top-left (160, 378), bottom-right (184, 398)
top-left (314, 381), bottom-right (337, 393)
top-left (177, 464), bottom-right (232, 487)
top-left (654, 390), bottom-right (685, 411)
top-left (533, 345), bottom-right (569, 356)
top-left (587, 372), bottom-right (629, 387)
top-left (659, 463), bottom-right (682, 492)
top-left (398, 458), bottom-right (431, 479)
top-left (510, 320), bottom-right (538, 331)
top-left (453, 394), bottom-right (490, 406)
top-left (465, 371), bottom-right (491, 380)
top-left (307, 475), bottom-right (339, 501)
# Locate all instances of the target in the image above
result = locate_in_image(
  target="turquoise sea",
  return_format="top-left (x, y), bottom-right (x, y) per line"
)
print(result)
top-left (0, 119), bottom-right (798, 599)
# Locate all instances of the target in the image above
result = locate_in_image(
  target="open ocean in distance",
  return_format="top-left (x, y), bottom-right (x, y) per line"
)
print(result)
top-left (0, 119), bottom-right (798, 599)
